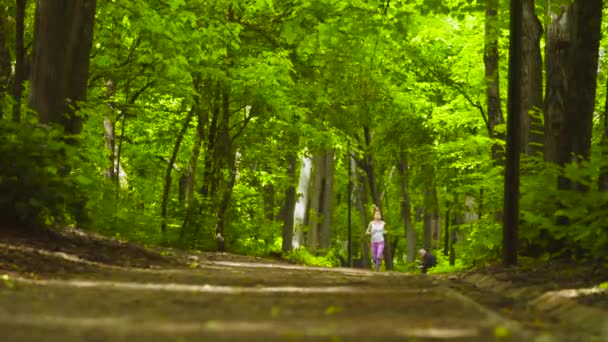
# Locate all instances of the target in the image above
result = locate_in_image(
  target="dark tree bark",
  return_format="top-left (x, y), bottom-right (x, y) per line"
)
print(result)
top-left (307, 153), bottom-right (324, 249)
top-left (521, 0), bottom-right (543, 155)
top-left (397, 150), bottom-right (416, 264)
top-left (484, 0), bottom-right (505, 159)
top-left (503, 0), bottom-right (523, 266)
top-left (0, 12), bottom-right (11, 120)
top-left (11, 0), bottom-right (26, 122)
top-left (180, 79), bottom-right (207, 243)
top-left (160, 108), bottom-right (194, 236)
top-left (29, 0), bottom-right (97, 134)
top-left (422, 163), bottom-right (437, 251)
top-left (443, 208), bottom-right (450, 257)
top-left (187, 77), bottom-right (205, 202)
top-left (319, 151), bottom-right (335, 250)
top-left (199, 81), bottom-right (220, 200)
top-left (599, 79), bottom-right (608, 191)
top-left (215, 83), bottom-right (233, 252)
top-left (545, 1), bottom-right (602, 174)
top-left (281, 150), bottom-right (297, 252)
top-left (558, 2), bottom-right (602, 172)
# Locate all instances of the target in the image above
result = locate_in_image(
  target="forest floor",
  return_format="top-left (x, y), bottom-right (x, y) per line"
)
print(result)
top-left (0, 225), bottom-right (607, 341)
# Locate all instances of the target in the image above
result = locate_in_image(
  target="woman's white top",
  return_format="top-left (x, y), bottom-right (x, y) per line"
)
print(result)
top-left (369, 220), bottom-right (385, 243)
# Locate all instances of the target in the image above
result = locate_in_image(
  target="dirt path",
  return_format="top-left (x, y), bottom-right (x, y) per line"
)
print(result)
top-left (0, 228), bottom-right (605, 341)
top-left (0, 252), bottom-right (539, 342)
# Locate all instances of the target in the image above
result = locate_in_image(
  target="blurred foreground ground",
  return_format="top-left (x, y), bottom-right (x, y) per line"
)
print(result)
top-left (0, 226), bottom-right (606, 341)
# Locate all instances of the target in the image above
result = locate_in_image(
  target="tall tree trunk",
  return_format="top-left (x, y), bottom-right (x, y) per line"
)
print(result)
top-left (11, 0), bottom-right (26, 122)
top-left (102, 80), bottom-right (117, 185)
top-left (398, 150), bottom-right (416, 264)
top-left (307, 153), bottom-right (324, 249)
top-left (282, 149), bottom-right (297, 252)
top-left (200, 81), bottom-right (220, 200)
top-left (521, 0), bottom-right (543, 155)
top-left (558, 1), bottom-right (602, 174)
top-left (599, 79), bottom-right (608, 191)
top-left (443, 208), bottom-right (450, 256)
top-left (484, 0), bottom-right (505, 158)
top-left (503, 0), bottom-right (523, 266)
top-left (29, 0), bottom-right (97, 135)
top-left (293, 156), bottom-right (312, 249)
top-left (355, 167), bottom-right (370, 269)
top-left (160, 108), bottom-right (194, 236)
top-left (185, 77), bottom-right (205, 203)
top-left (215, 82), bottom-right (233, 252)
top-left (0, 11), bottom-right (10, 120)
top-left (319, 150), bottom-right (334, 249)
top-left (114, 112), bottom-right (126, 204)
top-left (422, 163), bottom-right (436, 251)
top-left (179, 79), bottom-right (206, 243)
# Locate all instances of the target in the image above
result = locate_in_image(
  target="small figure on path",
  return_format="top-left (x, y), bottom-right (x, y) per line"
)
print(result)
top-left (365, 207), bottom-right (386, 271)
top-left (418, 248), bottom-right (437, 274)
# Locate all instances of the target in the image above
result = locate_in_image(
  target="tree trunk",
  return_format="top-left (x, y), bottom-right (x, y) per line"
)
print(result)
top-left (557, 1), bottom-right (602, 171)
top-left (185, 77), bottom-right (205, 203)
top-left (215, 82), bottom-right (233, 252)
top-left (102, 80), bottom-right (117, 184)
top-left (319, 150), bottom-right (334, 249)
top-left (355, 167), bottom-right (370, 269)
top-left (422, 164), bottom-right (436, 251)
top-left (397, 150), bottom-right (416, 264)
top-left (521, 0), bottom-right (544, 155)
top-left (293, 156), bottom-right (312, 249)
top-left (443, 208), bottom-right (450, 256)
top-left (11, 0), bottom-right (26, 122)
top-left (0, 11), bottom-right (10, 120)
top-left (484, 0), bottom-right (505, 159)
top-left (307, 153), bottom-right (324, 249)
top-left (200, 81), bottom-right (220, 200)
top-left (503, 0), bottom-right (523, 266)
top-left (178, 79), bottom-right (206, 243)
top-left (160, 108), bottom-right (194, 236)
top-left (599, 79), bottom-right (608, 191)
top-left (29, 0), bottom-right (97, 134)
top-left (282, 149), bottom-right (297, 252)
top-left (114, 113), bottom-right (126, 204)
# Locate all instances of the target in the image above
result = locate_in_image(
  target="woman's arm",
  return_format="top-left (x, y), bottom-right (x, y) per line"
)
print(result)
top-left (365, 222), bottom-right (372, 235)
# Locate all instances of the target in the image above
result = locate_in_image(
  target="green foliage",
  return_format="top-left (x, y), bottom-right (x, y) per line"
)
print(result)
top-left (427, 251), bottom-right (468, 274)
top-left (520, 157), bottom-right (608, 260)
top-left (285, 247), bottom-right (341, 267)
top-left (0, 121), bottom-right (91, 227)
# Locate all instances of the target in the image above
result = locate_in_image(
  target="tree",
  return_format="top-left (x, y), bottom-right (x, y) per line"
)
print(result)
top-left (503, 0), bottom-right (522, 266)
top-left (11, 0), bottom-right (25, 123)
top-left (544, 1), bottom-right (603, 174)
top-left (29, 0), bottom-right (97, 134)
top-left (484, 0), bottom-right (504, 159)
top-left (520, 0), bottom-right (543, 155)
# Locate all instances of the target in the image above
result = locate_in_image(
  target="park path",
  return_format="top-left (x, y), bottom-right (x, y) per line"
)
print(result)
top-left (0, 257), bottom-right (535, 341)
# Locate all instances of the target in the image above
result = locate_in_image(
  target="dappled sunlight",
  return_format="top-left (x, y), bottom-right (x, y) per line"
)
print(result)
top-left (10, 277), bottom-right (424, 294)
top-left (0, 243), bottom-right (120, 269)
top-left (534, 286), bottom-right (608, 303)
top-left (0, 314), bottom-right (482, 338)
top-left (400, 327), bottom-right (480, 339)
top-left (198, 260), bottom-right (384, 276)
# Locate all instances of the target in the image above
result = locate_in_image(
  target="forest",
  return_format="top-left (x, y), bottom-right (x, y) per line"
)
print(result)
top-left (1, 0), bottom-right (607, 272)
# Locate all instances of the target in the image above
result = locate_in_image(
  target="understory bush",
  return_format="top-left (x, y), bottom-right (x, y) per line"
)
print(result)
top-left (0, 121), bottom-right (92, 227)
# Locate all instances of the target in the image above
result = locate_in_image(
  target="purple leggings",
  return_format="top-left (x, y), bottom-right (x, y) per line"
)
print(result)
top-left (371, 241), bottom-right (385, 269)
